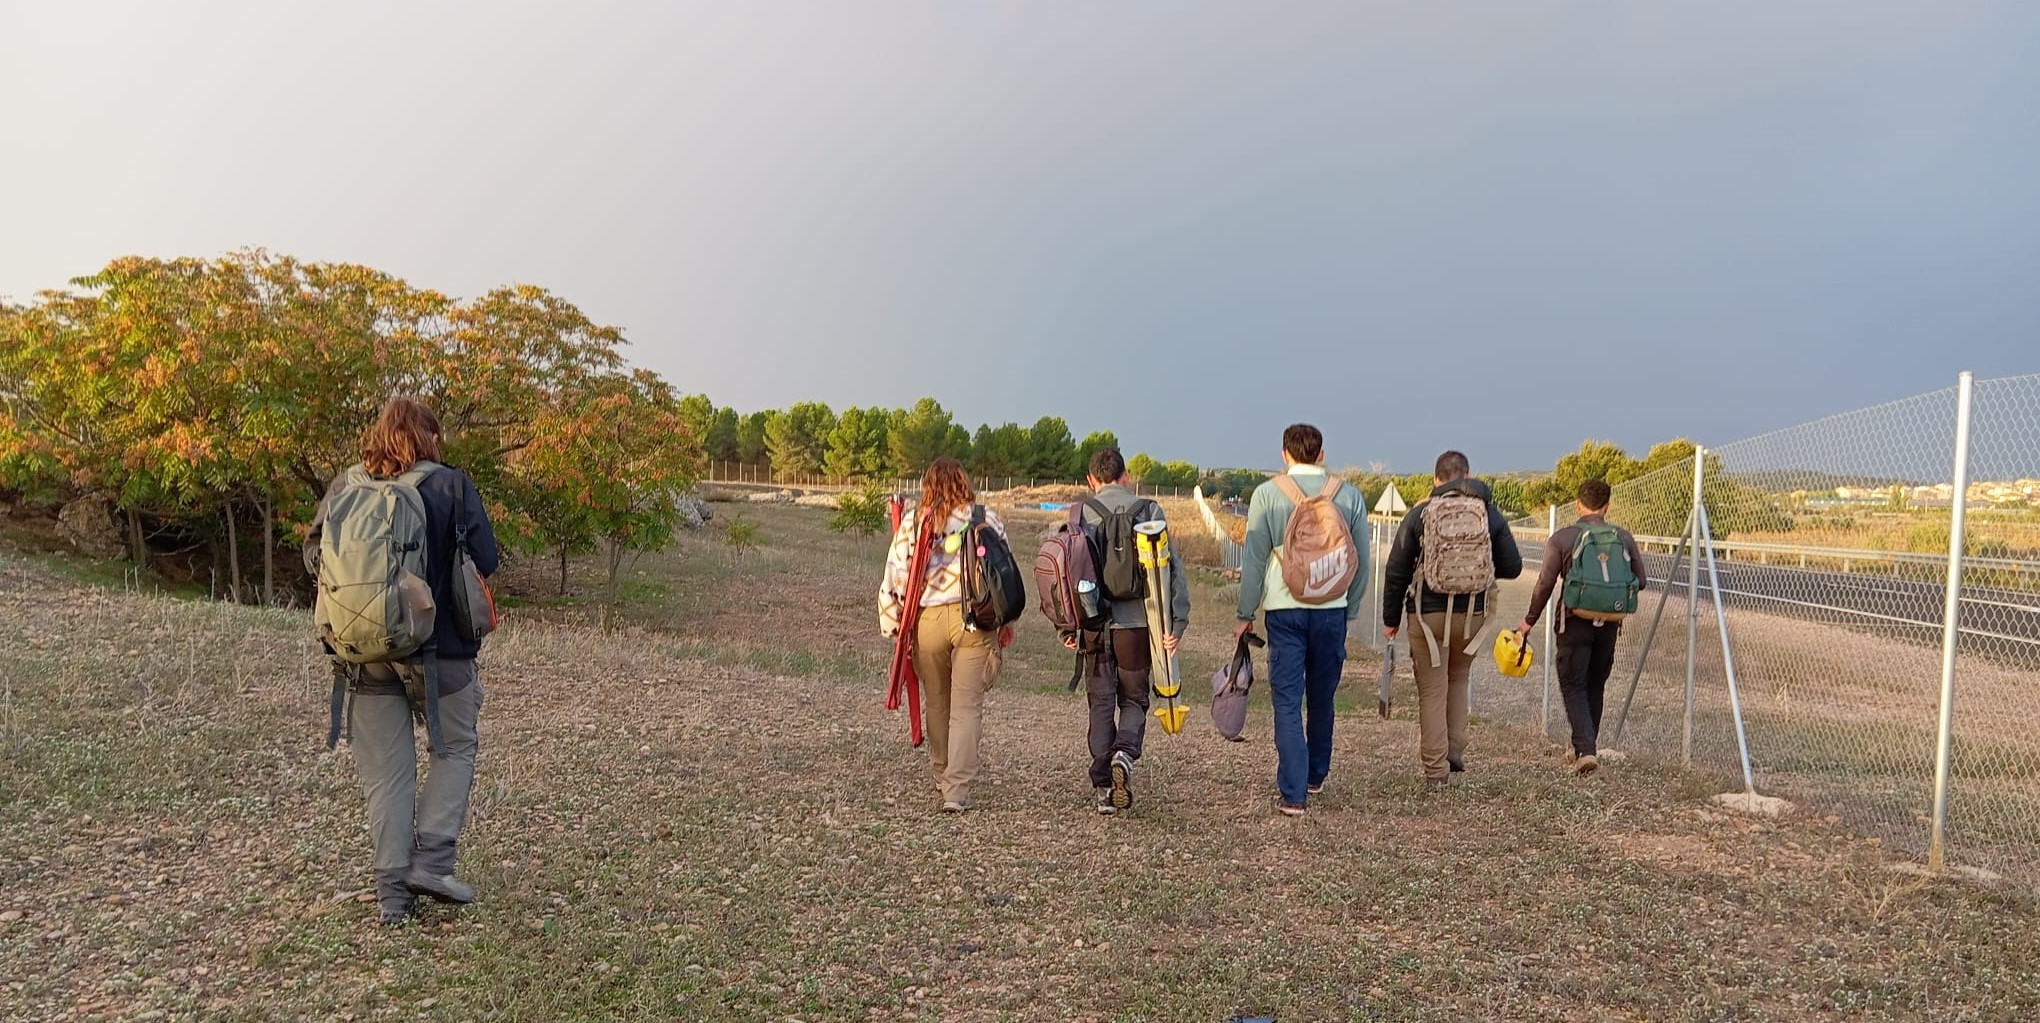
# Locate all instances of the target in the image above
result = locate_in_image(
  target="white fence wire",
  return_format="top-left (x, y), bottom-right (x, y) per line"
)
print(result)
top-left (1189, 486), bottom-right (1244, 571)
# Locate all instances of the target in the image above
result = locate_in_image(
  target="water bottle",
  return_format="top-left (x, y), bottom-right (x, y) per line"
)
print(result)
top-left (1077, 579), bottom-right (1103, 623)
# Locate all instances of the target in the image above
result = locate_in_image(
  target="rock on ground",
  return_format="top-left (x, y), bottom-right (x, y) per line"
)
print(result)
top-left (674, 496), bottom-right (713, 528)
top-left (1713, 791), bottom-right (1795, 818)
top-left (57, 496), bottom-right (127, 560)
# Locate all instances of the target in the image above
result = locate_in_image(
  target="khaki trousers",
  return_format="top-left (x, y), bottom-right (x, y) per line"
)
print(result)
top-left (913, 603), bottom-right (1001, 806)
top-left (1407, 608), bottom-right (1484, 781)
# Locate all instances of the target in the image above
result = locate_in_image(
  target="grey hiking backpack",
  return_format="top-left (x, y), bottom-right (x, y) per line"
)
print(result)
top-left (314, 461), bottom-right (452, 757)
top-left (315, 462), bottom-right (441, 663)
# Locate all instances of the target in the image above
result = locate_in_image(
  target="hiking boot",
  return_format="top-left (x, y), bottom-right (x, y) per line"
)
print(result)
top-left (404, 870), bottom-right (476, 905)
top-left (1095, 787), bottom-right (1117, 816)
top-left (1109, 751), bottom-right (1135, 812)
top-left (1574, 754), bottom-right (1600, 777)
top-left (1448, 756), bottom-right (1466, 773)
top-left (1278, 801), bottom-right (1307, 817)
top-left (1424, 778), bottom-right (1449, 793)
top-left (379, 897), bottom-right (416, 927)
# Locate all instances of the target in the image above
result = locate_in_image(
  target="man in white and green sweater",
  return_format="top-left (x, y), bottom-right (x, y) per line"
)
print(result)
top-left (1233, 424), bottom-right (1372, 815)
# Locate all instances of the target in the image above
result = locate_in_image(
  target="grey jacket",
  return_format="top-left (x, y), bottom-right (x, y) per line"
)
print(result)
top-left (1076, 484), bottom-right (1192, 635)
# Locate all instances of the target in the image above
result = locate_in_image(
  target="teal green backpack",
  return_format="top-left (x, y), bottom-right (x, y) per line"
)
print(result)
top-left (1562, 524), bottom-right (1639, 621)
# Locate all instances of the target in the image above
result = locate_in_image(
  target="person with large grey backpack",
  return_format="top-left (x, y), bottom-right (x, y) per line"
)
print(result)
top-left (306, 396), bottom-right (500, 926)
top-left (1233, 424), bottom-right (1371, 817)
top-left (1380, 451), bottom-right (1523, 792)
top-left (1063, 447), bottom-right (1190, 816)
top-left (1518, 478), bottom-right (1648, 777)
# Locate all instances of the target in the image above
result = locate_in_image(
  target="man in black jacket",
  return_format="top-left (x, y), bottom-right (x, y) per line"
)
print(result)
top-left (1381, 451), bottom-right (1524, 790)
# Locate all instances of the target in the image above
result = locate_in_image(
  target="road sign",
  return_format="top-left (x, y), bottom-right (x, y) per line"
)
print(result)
top-left (1374, 486), bottom-right (1408, 516)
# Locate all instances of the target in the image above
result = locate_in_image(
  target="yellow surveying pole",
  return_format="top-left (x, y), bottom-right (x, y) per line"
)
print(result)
top-left (1135, 521), bottom-right (1186, 734)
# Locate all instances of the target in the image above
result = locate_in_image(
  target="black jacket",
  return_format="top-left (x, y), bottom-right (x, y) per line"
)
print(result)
top-left (306, 463), bottom-right (501, 662)
top-left (1381, 477), bottom-right (1524, 625)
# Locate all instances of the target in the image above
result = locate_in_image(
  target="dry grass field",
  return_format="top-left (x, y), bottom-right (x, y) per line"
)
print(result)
top-left (4, 502), bottom-right (2039, 1021)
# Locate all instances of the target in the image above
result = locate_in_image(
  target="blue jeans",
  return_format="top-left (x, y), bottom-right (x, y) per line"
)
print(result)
top-left (1265, 608), bottom-right (1350, 805)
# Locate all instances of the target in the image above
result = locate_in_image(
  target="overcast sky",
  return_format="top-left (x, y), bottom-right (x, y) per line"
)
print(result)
top-left (4, 2), bottom-right (2035, 472)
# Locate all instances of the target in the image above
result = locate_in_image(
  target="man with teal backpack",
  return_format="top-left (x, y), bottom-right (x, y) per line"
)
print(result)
top-left (1519, 479), bottom-right (1647, 776)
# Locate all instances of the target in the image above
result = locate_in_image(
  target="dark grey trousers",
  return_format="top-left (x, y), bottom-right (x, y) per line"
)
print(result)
top-left (349, 660), bottom-right (482, 912)
top-left (1086, 629), bottom-right (1152, 788)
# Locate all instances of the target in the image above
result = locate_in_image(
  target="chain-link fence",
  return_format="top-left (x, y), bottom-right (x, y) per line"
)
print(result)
top-left (1448, 372), bottom-right (2040, 883)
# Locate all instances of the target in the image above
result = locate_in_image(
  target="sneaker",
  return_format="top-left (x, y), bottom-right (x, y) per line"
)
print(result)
top-left (404, 870), bottom-right (476, 905)
top-left (1109, 751), bottom-right (1135, 811)
top-left (1095, 787), bottom-right (1117, 816)
top-left (1307, 778), bottom-right (1327, 795)
top-left (1448, 756), bottom-right (1466, 773)
top-left (941, 801), bottom-right (969, 813)
top-left (1278, 801), bottom-right (1307, 817)
top-left (1423, 778), bottom-right (1449, 793)
top-left (1574, 754), bottom-right (1599, 777)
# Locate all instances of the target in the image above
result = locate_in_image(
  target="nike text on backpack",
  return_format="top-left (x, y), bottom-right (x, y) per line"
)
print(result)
top-left (1035, 503), bottom-right (1107, 689)
top-left (1410, 490), bottom-right (1497, 665)
top-left (313, 461), bottom-right (450, 758)
top-left (960, 505), bottom-right (1027, 632)
top-left (1270, 475), bottom-right (1360, 604)
top-left (1562, 523), bottom-right (1639, 624)
top-left (1087, 497), bottom-right (1155, 602)
top-left (1210, 630), bottom-right (1266, 742)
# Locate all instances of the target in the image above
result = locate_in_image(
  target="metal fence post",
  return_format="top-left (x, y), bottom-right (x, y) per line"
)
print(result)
top-left (1698, 500), bottom-right (1757, 794)
top-left (1929, 370), bottom-right (1975, 872)
top-left (1684, 448), bottom-right (1705, 768)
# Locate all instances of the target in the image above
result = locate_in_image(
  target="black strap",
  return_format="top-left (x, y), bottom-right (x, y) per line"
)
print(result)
top-left (419, 651), bottom-right (447, 759)
top-left (1229, 630), bottom-right (1266, 684)
top-left (326, 660), bottom-right (353, 749)
top-left (1084, 498), bottom-right (1115, 522)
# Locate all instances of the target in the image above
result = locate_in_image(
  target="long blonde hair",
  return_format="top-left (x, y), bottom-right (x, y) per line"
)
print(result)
top-left (362, 396), bottom-right (444, 477)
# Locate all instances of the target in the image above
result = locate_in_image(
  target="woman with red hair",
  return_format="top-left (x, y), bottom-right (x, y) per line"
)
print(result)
top-left (306, 396), bottom-right (500, 926)
top-left (879, 457), bottom-right (1011, 811)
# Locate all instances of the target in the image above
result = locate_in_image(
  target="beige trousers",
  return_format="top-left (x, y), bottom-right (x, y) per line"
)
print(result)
top-left (913, 603), bottom-right (1000, 806)
top-left (1407, 608), bottom-right (1484, 781)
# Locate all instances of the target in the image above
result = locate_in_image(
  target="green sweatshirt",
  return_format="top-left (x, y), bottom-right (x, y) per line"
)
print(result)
top-left (1235, 464), bottom-right (1373, 621)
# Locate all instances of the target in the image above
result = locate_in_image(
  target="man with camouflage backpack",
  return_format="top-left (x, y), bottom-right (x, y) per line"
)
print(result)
top-left (1067, 447), bottom-right (1189, 816)
top-left (1234, 424), bottom-right (1370, 817)
top-left (1519, 478), bottom-right (1647, 776)
top-left (1381, 451), bottom-right (1523, 791)
top-left (307, 397), bottom-right (500, 926)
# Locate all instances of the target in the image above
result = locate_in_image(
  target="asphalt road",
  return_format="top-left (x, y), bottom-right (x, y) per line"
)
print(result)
top-left (1518, 545), bottom-right (2040, 661)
